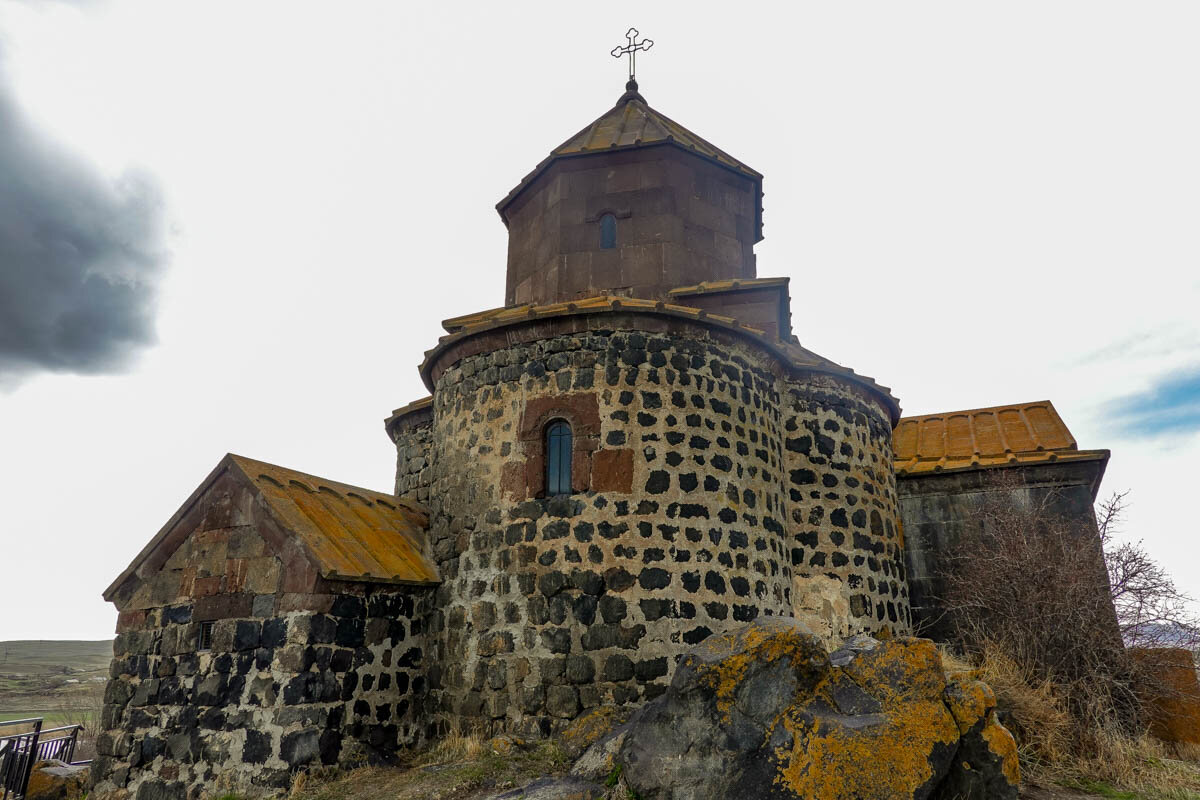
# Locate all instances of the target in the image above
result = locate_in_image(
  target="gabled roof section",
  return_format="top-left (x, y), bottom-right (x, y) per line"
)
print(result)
top-left (229, 455), bottom-right (439, 585)
top-left (893, 400), bottom-right (1109, 478)
top-left (497, 83), bottom-right (764, 240)
top-left (103, 454), bottom-right (438, 601)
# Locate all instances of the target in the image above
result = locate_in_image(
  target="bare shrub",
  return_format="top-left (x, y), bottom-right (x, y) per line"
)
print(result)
top-left (936, 476), bottom-right (1200, 793)
top-left (1101, 492), bottom-right (1200, 655)
top-left (50, 684), bottom-right (104, 760)
top-left (936, 477), bottom-right (1143, 734)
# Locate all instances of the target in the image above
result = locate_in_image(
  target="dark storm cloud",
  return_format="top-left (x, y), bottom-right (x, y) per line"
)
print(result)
top-left (0, 71), bottom-right (168, 387)
top-left (1105, 365), bottom-right (1200, 438)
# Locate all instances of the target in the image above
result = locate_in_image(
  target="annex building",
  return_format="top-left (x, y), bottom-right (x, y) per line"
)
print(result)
top-left (91, 76), bottom-right (1110, 798)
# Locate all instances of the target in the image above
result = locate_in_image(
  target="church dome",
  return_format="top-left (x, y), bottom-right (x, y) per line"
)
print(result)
top-left (497, 79), bottom-right (763, 241)
top-left (496, 82), bottom-right (765, 308)
top-left (388, 78), bottom-right (909, 736)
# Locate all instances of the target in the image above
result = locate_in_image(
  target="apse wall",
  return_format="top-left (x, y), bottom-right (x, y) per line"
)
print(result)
top-left (783, 374), bottom-right (910, 638)
top-left (408, 312), bottom-right (908, 734)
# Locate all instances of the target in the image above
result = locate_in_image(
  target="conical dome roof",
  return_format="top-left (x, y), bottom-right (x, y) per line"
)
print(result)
top-left (497, 81), bottom-right (763, 241)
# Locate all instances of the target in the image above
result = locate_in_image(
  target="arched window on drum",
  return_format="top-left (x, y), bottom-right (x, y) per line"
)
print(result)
top-left (599, 213), bottom-right (617, 250)
top-left (545, 420), bottom-right (573, 496)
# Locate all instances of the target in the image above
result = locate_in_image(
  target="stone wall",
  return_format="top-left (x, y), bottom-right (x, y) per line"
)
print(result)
top-left (897, 460), bottom-right (1105, 641)
top-left (393, 419), bottom-right (434, 504)
top-left (414, 316), bottom-right (905, 735)
top-left (93, 483), bottom-right (431, 799)
top-left (784, 375), bottom-right (910, 635)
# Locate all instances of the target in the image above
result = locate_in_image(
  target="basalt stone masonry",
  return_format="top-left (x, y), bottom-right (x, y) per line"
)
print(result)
top-left (410, 315), bottom-right (906, 736)
top-left (96, 457), bottom-right (439, 799)
top-left (94, 587), bottom-right (429, 798)
top-left (100, 77), bottom-right (1113, 798)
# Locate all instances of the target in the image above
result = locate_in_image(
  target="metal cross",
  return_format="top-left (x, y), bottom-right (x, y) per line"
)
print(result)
top-left (611, 28), bottom-right (653, 81)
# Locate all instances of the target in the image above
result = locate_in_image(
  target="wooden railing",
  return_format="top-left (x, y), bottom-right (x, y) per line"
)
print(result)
top-left (0, 718), bottom-right (84, 800)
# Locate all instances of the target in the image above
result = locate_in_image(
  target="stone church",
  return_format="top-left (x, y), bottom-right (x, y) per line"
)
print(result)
top-left (92, 76), bottom-right (1110, 798)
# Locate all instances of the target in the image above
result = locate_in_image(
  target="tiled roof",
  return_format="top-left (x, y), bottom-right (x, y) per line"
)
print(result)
top-left (496, 84), bottom-right (763, 239)
top-left (423, 294), bottom-right (901, 423)
top-left (893, 401), bottom-right (1109, 476)
top-left (667, 277), bottom-right (789, 297)
top-left (229, 455), bottom-right (439, 585)
top-left (384, 396), bottom-right (434, 442)
top-left (439, 295), bottom-right (769, 339)
top-left (668, 278), bottom-right (793, 342)
top-left (104, 455), bottom-right (438, 600)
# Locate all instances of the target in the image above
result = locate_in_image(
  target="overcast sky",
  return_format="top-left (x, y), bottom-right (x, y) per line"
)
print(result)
top-left (0, 1), bottom-right (1197, 641)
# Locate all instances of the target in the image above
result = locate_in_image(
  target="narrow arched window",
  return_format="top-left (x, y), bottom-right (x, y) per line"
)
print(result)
top-left (546, 420), bottom-right (573, 495)
top-left (599, 214), bottom-right (617, 250)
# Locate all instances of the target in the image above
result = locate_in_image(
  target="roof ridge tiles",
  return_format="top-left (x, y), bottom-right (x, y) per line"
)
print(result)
top-left (893, 400), bottom-right (1092, 478)
top-left (419, 294), bottom-right (901, 424)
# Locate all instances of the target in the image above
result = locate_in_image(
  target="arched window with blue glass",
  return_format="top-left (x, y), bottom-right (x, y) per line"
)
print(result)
top-left (545, 420), bottom-right (573, 495)
top-left (599, 213), bottom-right (617, 250)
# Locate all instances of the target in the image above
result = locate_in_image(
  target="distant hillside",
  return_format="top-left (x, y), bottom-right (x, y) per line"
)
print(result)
top-left (1127, 622), bottom-right (1200, 652)
top-left (0, 640), bottom-right (112, 676)
top-left (0, 640), bottom-right (112, 724)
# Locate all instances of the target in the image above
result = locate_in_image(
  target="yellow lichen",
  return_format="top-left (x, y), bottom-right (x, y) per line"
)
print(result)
top-left (694, 624), bottom-right (827, 719)
top-left (943, 679), bottom-right (995, 735)
top-left (558, 706), bottom-right (620, 754)
top-left (980, 718), bottom-right (1021, 786)
top-left (773, 639), bottom-right (961, 799)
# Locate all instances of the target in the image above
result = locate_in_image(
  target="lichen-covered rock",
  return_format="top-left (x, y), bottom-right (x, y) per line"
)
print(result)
top-left (25, 760), bottom-right (89, 800)
top-left (570, 726), bottom-right (627, 783)
top-left (607, 618), bottom-right (1018, 800)
top-left (557, 705), bottom-right (630, 760)
top-left (487, 734), bottom-right (526, 756)
top-left (934, 680), bottom-right (1019, 800)
top-left (617, 617), bottom-right (831, 799)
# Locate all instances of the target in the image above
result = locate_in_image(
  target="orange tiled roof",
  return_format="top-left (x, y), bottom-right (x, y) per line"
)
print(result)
top-left (230, 455), bottom-right (439, 585)
top-left (104, 455), bottom-right (439, 601)
top-left (893, 401), bottom-right (1108, 476)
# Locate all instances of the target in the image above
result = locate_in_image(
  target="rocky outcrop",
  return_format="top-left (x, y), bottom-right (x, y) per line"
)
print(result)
top-left (25, 760), bottom-right (89, 800)
top-left (936, 678), bottom-right (1021, 800)
top-left (485, 776), bottom-right (603, 800)
top-left (576, 618), bottom-right (1019, 800)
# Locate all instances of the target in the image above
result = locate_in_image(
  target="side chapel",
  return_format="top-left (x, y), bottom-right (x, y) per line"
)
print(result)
top-left (92, 52), bottom-right (1110, 797)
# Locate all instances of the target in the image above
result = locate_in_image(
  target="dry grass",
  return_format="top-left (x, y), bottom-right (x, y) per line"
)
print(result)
top-left (955, 643), bottom-right (1200, 799)
top-left (1176, 744), bottom-right (1200, 763)
top-left (937, 644), bottom-right (975, 678)
top-left (976, 644), bottom-right (1073, 768)
top-left (1061, 728), bottom-right (1200, 800)
top-left (288, 734), bottom-right (572, 800)
top-left (417, 731), bottom-right (489, 766)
